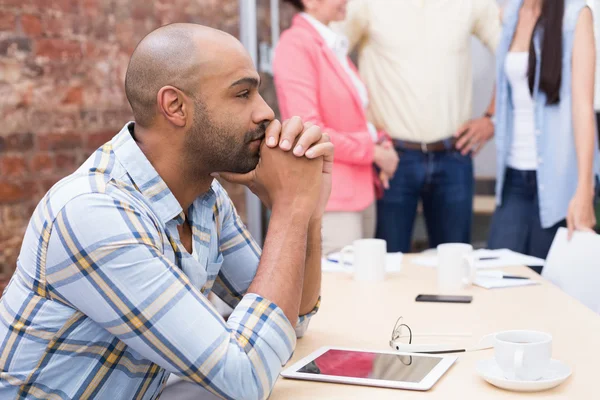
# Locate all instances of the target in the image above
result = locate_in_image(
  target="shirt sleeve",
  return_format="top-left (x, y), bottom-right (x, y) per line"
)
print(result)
top-left (45, 192), bottom-right (295, 400)
top-left (210, 184), bottom-right (320, 337)
top-left (273, 33), bottom-right (375, 166)
top-left (472, 0), bottom-right (502, 52)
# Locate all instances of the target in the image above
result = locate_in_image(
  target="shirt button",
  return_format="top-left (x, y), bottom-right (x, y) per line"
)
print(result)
top-left (535, 129), bottom-right (541, 136)
top-left (538, 157), bottom-right (543, 164)
top-left (539, 184), bottom-right (545, 191)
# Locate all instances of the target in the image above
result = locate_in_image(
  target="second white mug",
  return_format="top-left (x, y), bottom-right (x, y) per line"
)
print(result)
top-left (341, 239), bottom-right (386, 282)
top-left (436, 243), bottom-right (476, 292)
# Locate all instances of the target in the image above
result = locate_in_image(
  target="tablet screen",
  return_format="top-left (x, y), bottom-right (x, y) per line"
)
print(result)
top-left (297, 349), bottom-right (442, 383)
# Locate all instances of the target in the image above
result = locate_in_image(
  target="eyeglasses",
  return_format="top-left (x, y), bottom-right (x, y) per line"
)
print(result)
top-left (389, 317), bottom-right (472, 354)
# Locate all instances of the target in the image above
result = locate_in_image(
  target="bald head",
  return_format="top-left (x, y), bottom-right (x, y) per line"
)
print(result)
top-left (125, 23), bottom-right (247, 128)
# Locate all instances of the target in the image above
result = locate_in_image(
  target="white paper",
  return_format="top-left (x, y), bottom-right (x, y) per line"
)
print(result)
top-left (473, 270), bottom-right (539, 289)
top-left (543, 228), bottom-right (600, 314)
top-left (412, 249), bottom-right (545, 269)
top-left (473, 277), bottom-right (539, 289)
top-left (322, 252), bottom-right (403, 273)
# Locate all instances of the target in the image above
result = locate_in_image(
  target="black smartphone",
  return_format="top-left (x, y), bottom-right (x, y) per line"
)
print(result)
top-left (415, 294), bottom-right (473, 304)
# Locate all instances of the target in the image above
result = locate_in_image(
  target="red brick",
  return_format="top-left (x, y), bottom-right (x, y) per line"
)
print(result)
top-left (55, 152), bottom-right (77, 172)
top-left (81, 0), bottom-right (100, 17)
top-left (21, 14), bottom-right (42, 37)
top-left (41, 13), bottom-right (76, 37)
top-left (39, 133), bottom-right (82, 151)
top-left (1, 0), bottom-right (25, 7)
top-left (30, 153), bottom-right (54, 174)
top-left (31, 0), bottom-right (79, 14)
top-left (131, 3), bottom-right (154, 20)
top-left (0, 132), bottom-right (34, 152)
top-left (0, 155), bottom-right (27, 178)
top-left (63, 86), bottom-right (83, 105)
top-left (87, 130), bottom-right (114, 151)
top-left (0, 180), bottom-right (37, 203)
top-left (0, 203), bottom-right (35, 227)
top-left (0, 11), bottom-right (16, 32)
top-left (36, 38), bottom-right (82, 61)
top-left (30, 111), bottom-right (78, 133)
top-left (41, 177), bottom-right (59, 193)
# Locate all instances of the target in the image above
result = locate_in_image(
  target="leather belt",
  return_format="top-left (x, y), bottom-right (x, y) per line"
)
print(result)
top-left (392, 138), bottom-right (457, 153)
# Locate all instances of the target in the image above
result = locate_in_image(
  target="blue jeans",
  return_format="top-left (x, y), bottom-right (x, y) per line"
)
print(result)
top-left (376, 147), bottom-right (474, 253)
top-left (488, 168), bottom-right (565, 261)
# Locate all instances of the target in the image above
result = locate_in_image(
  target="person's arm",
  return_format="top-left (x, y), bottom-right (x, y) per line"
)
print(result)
top-left (472, 0), bottom-right (502, 52)
top-left (243, 145), bottom-right (323, 329)
top-left (273, 33), bottom-right (375, 166)
top-left (455, 0), bottom-right (502, 155)
top-left (210, 185), bottom-right (320, 337)
top-left (299, 218), bottom-right (322, 313)
top-left (568, 6), bottom-right (598, 236)
top-left (46, 193), bottom-right (296, 400)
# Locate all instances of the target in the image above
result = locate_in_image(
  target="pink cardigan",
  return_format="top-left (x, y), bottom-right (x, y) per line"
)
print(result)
top-left (273, 14), bottom-right (376, 212)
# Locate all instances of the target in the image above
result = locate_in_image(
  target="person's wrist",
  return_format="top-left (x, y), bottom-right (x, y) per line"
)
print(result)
top-left (373, 145), bottom-right (382, 164)
top-left (271, 201), bottom-right (313, 226)
top-left (576, 182), bottom-right (594, 198)
top-left (308, 217), bottom-right (322, 232)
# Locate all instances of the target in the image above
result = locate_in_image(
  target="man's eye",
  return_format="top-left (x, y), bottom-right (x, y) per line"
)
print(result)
top-left (237, 91), bottom-right (250, 99)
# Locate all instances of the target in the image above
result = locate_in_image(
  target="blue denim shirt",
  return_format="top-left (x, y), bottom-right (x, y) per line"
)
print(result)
top-left (495, 0), bottom-right (600, 228)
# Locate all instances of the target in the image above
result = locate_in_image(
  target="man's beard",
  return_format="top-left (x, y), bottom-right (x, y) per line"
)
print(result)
top-left (184, 103), bottom-right (267, 178)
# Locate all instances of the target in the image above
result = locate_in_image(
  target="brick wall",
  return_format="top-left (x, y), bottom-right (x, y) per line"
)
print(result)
top-left (0, 0), bottom-right (295, 289)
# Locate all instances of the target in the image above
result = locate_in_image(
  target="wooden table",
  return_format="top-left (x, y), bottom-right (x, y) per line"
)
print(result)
top-left (271, 257), bottom-right (600, 399)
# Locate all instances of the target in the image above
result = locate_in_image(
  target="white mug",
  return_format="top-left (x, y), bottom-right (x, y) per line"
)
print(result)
top-left (436, 243), bottom-right (476, 292)
top-left (340, 239), bottom-right (386, 282)
top-left (494, 330), bottom-right (552, 381)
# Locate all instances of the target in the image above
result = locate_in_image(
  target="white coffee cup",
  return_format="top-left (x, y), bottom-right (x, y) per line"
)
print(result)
top-left (436, 243), bottom-right (476, 292)
top-left (494, 330), bottom-right (552, 381)
top-left (340, 239), bottom-right (386, 282)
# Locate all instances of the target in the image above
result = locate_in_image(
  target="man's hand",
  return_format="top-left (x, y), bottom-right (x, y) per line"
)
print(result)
top-left (219, 118), bottom-right (333, 218)
top-left (217, 132), bottom-right (324, 221)
top-left (301, 122), bottom-right (333, 221)
top-left (265, 116), bottom-right (327, 155)
top-left (374, 142), bottom-right (399, 177)
top-left (454, 117), bottom-right (494, 155)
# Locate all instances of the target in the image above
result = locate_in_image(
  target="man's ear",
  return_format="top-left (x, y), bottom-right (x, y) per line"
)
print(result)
top-left (157, 86), bottom-right (188, 128)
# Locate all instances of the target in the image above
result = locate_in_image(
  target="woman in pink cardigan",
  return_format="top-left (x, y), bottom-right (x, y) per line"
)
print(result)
top-left (274, 0), bottom-right (399, 255)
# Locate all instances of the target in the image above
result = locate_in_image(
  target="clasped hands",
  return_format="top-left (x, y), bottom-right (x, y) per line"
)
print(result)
top-left (216, 116), bottom-right (334, 223)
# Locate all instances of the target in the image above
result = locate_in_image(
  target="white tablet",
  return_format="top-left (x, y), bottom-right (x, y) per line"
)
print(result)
top-left (281, 346), bottom-right (457, 391)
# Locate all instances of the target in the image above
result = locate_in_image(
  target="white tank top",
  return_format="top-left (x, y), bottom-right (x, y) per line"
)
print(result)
top-left (505, 52), bottom-right (538, 171)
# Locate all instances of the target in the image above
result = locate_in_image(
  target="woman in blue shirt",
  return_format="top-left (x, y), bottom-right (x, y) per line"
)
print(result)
top-left (488, 0), bottom-right (600, 260)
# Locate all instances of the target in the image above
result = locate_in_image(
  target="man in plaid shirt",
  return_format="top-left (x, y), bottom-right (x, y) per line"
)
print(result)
top-left (0, 23), bottom-right (332, 400)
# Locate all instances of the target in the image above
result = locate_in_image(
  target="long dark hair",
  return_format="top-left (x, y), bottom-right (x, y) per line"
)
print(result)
top-left (282, 0), bottom-right (305, 11)
top-left (528, 0), bottom-right (564, 105)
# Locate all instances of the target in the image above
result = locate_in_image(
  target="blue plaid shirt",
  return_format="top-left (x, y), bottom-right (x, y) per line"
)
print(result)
top-left (0, 123), bottom-right (318, 400)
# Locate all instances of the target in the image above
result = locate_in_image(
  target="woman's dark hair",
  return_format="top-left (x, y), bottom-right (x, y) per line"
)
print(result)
top-left (528, 0), bottom-right (564, 105)
top-left (283, 0), bottom-right (305, 11)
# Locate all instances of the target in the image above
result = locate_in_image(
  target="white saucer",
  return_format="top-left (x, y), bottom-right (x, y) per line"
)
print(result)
top-left (476, 358), bottom-right (571, 392)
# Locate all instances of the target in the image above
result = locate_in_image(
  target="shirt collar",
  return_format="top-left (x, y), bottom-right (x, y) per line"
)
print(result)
top-left (301, 13), bottom-right (349, 56)
top-left (112, 122), bottom-right (185, 224)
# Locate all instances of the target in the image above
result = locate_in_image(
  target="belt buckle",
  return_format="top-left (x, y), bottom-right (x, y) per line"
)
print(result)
top-left (421, 142), bottom-right (428, 153)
